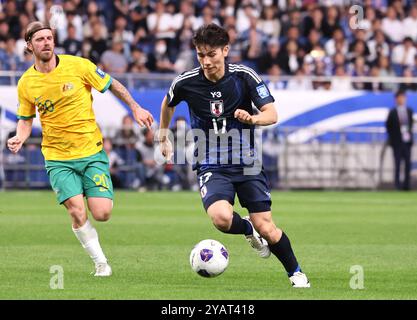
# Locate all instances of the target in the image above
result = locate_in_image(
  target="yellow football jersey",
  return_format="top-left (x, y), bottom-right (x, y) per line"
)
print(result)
top-left (17, 54), bottom-right (112, 160)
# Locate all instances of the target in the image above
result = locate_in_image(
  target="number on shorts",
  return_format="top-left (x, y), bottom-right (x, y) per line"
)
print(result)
top-left (93, 173), bottom-right (110, 192)
top-left (199, 172), bottom-right (212, 187)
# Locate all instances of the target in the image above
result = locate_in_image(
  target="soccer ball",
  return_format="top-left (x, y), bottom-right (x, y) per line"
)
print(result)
top-left (189, 239), bottom-right (229, 278)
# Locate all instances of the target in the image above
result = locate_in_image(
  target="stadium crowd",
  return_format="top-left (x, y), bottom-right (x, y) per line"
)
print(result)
top-left (1, 0), bottom-right (416, 191)
top-left (0, 0), bottom-right (416, 90)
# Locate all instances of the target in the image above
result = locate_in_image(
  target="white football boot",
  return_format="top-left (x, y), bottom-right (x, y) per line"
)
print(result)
top-left (94, 263), bottom-right (112, 277)
top-left (289, 271), bottom-right (310, 288)
top-left (243, 216), bottom-right (271, 258)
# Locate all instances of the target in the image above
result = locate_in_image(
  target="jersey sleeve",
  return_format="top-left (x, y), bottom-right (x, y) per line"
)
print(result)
top-left (81, 58), bottom-right (113, 93)
top-left (16, 79), bottom-right (36, 119)
top-left (242, 66), bottom-right (275, 109)
top-left (166, 73), bottom-right (185, 107)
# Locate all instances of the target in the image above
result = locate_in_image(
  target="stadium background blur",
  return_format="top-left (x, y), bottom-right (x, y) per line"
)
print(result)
top-left (0, 0), bottom-right (417, 191)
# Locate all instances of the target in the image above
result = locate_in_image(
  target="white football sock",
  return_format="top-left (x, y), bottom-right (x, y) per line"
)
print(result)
top-left (72, 220), bottom-right (107, 265)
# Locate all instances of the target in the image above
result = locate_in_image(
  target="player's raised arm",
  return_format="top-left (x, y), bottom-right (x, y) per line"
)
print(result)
top-left (158, 95), bottom-right (175, 161)
top-left (109, 78), bottom-right (154, 130)
top-left (7, 119), bottom-right (33, 154)
top-left (234, 103), bottom-right (278, 126)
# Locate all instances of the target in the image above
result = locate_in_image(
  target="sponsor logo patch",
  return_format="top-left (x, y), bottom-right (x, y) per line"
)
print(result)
top-left (256, 84), bottom-right (270, 99)
top-left (95, 67), bottom-right (106, 79)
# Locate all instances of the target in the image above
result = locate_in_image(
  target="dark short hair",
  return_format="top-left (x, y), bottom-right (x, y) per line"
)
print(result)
top-left (25, 21), bottom-right (52, 42)
top-left (192, 23), bottom-right (229, 48)
top-left (395, 89), bottom-right (406, 98)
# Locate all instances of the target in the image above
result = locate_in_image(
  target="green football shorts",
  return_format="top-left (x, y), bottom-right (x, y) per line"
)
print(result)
top-left (45, 149), bottom-right (114, 204)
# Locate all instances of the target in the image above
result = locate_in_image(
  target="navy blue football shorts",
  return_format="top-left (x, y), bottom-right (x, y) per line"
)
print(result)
top-left (197, 167), bottom-right (272, 213)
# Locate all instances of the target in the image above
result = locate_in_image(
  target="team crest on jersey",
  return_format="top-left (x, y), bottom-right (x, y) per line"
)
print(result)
top-left (62, 82), bottom-right (74, 92)
top-left (210, 100), bottom-right (224, 117)
top-left (256, 84), bottom-right (270, 99)
top-left (95, 67), bottom-right (106, 79)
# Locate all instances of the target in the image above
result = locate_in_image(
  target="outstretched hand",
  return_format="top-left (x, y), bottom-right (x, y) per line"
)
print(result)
top-left (133, 106), bottom-right (154, 130)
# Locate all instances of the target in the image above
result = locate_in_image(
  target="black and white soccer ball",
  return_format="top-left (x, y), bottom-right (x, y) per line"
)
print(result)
top-left (189, 239), bottom-right (229, 278)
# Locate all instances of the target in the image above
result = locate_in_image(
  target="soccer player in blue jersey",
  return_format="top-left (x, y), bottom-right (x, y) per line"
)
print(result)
top-left (159, 23), bottom-right (310, 287)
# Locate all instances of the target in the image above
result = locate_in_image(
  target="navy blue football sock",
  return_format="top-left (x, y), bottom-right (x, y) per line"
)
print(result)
top-left (224, 212), bottom-right (253, 235)
top-left (268, 232), bottom-right (300, 276)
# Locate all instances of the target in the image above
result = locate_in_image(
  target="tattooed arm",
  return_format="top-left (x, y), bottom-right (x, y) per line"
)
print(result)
top-left (109, 78), bottom-right (154, 129)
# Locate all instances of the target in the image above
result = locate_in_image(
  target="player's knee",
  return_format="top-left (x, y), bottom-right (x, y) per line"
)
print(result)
top-left (93, 208), bottom-right (112, 222)
top-left (211, 213), bottom-right (232, 232)
top-left (67, 206), bottom-right (87, 226)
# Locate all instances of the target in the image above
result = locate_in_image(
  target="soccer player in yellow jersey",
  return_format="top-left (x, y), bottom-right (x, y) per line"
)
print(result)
top-left (7, 21), bottom-right (154, 276)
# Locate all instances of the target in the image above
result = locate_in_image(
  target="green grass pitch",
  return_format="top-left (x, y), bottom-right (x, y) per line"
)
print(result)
top-left (0, 190), bottom-right (416, 300)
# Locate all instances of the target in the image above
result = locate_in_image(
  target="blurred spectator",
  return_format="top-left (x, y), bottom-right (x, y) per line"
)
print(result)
top-left (322, 5), bottom-right (340, 39)
top-left (332, 52), bottom-right (346, 73)
top-left (399, 68), bottom-right (417, 91)
top-left (377, 55), bottom-right (399, 92)
top-left (100, 38), bottom-right (128, 74)
top-left (280, 8), bottom-right (302, 39)
top-left (220, 0), bottom-right (238, 21)
top-left (267, 64), bottom-right (286, 90)
top-left (367, 30), bottom-right (390, 64)
top-left (227, 26), bottom-right (243, 64)
top-left (63, 24), bottom-right (82, 56)
top-left (147, 39), bottom-right (176, 73)
top-left (130, 0), bottom-right (154, 32)
top-left (236, 2), bottom-right (259, 34)
top-left (83, 18), bottom-right (108, 64)
top-left (0, 20), bottom-right (10, 45)
top-left (103, 137), bottom-right (124, 189)
top-left (4, 0), bottom-right (20, 39)
top-left (403, 5), bottom-right (417, 42)
top-left (128, 47), bottom-right (150, 73)
top-left (381, 5), bottom-right (404, 43)
top-left (24, 0), bottom-right (38, 23)
top-left (174, 16), bottom-right (196, 73)
top-left (259, 38), bottom-right (280, 74)
top-left (169, 116), bottom-right (192, 191)
top-left (240, 17), bottom-right (266, 71)
top-left (324, 27), bottom-right (348, 57)
top-left (278, 40), bottom-right (302, 75)
top-left (137, 128), bottom-right (165, 190)
top-left (391, 37), bottom-right (416, 74)
top-left (304, 28), bottom-right (324, 55)
top-left (364, 66), bottom-right (383, 91)
top-left (331, 66), bottom-right (353, 91)
top-left (302, 6), bottom-right (324, 39)
top-left (0, 37), bottom-right (19, 71)
top-left (257, 5), bottom-right (280, 40)
top-left (16, 50), bottom-right (34, 71)
top-left (193, 4), bottom-right (220, 31)
top-left (112, 15), bottom-right (134, 62)
top-left (147, 0), bottom-right (177, 59)
top-left (348, 56), bottom-right (369, 90)
top-left (286, 67), bottom-right (313, 90)
top-left (113, 115), bottom-right (141, 148)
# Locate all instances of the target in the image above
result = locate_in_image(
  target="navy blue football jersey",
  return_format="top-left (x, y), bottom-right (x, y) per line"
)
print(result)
top-left (166, 63), bottom-right (275, 171)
